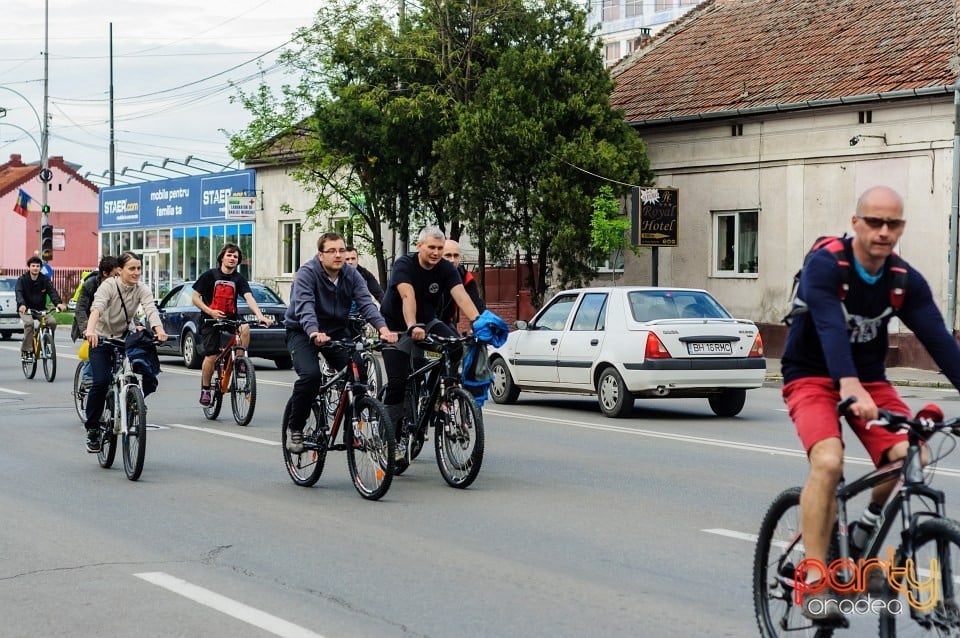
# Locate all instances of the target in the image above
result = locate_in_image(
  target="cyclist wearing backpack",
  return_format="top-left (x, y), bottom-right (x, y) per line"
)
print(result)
top-left (192, 243), bottom-right (273, 407)
top-left (782, 185), bottom-right (960, 626)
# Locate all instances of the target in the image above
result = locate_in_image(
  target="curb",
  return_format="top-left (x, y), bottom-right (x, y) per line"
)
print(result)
top-left (763, 374), bottom-right (951, 390)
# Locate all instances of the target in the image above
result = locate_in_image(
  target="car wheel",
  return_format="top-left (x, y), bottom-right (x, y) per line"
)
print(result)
top-left (0, 331), bottom-right (10, 341)
top-left (490, 357), bottom-right (520, 404)
top-left (596, 367), bottom-right (634, 418)
top-left (274, 356), bottom-right (293, 370)
top-left (708, 389), bottom-right (746, 417)
top-left (181, 330), bottom-right (202, 369)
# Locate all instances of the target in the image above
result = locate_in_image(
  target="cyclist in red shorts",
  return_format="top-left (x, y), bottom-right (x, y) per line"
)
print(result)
top-left (781, 185), bottom-right (960, 625)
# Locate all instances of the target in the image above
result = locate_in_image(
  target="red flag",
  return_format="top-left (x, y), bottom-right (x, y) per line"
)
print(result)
top-left (13, 188), bottom-right (31, 218)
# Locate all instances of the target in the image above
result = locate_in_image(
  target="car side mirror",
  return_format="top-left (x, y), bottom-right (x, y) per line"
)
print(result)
top-left (514, 320), bottom-right (528, 330)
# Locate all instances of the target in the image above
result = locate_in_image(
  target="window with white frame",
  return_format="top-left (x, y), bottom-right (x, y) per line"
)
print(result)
top-left (281, 221), bottom-right (302, 274)
top-left (713, 210), bottom-right (758, 275)
top-left (625, 0), bottom-right (643, 17)
top-left (603, 0), bottom-right (620, 21)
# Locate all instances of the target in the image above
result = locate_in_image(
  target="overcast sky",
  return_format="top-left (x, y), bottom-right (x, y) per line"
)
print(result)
top-left (0, 0), bottom-right (325, 185)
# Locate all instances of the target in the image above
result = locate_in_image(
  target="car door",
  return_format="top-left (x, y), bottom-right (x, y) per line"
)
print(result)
top-left (511, 292), bottom-right (579, 384)
top-left (556, 292), bottom-right (608, 387)
top-left (157, 284), bottom-right (189, 352)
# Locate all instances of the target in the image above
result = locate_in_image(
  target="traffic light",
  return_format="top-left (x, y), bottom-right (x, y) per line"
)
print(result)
top-left (41, 204), bottom-right (50, 214)
top-left (41, 224), bottom-right (53, 262)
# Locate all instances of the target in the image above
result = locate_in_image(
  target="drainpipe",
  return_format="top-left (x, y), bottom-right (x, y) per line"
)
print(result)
top-left (949, 84), bottom-right (960, 332)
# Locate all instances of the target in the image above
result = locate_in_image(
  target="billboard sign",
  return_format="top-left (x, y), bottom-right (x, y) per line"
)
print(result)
top-left (98, 170), bottom-right (256, 229)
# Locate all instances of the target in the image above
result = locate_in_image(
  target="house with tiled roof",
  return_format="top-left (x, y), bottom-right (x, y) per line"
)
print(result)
top-left (609, 0), bottom-right (960, 366)
top-left (0, 153), bottom-right (100, 270)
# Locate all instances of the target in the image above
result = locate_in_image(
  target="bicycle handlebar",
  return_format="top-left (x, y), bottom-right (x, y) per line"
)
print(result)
top-left (28, 308), bottom-right (55, 319)
top-left (317, 336), bottom-right (387, 353)
top-left (203, 318), bottom-right (266, 328)
top-left (838, 397), bottom-right (960, 437)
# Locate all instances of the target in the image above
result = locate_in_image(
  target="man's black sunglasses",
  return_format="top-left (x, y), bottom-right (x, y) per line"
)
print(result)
top-left (857, 215), bottom-right (905, 230)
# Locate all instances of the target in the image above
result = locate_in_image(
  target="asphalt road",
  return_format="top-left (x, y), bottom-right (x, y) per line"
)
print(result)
top-left (3, 333), bottom-right (960, 637)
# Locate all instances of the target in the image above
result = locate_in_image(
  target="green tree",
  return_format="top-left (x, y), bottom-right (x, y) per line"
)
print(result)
top-left (590, 185), bottom-right (631, 283)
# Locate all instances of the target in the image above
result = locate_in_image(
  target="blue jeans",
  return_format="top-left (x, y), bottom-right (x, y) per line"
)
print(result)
top-left (84, 343), bottom-right (115, 430)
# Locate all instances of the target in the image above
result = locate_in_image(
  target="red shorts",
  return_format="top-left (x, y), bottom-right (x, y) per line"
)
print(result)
top-left (782, 377), bottom-right (908, 466)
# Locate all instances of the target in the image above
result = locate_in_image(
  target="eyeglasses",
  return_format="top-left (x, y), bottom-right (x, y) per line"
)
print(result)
top-left (321, 248), bottom-right (347, 255)
top-left (857, 216), bottom-right (906, 230)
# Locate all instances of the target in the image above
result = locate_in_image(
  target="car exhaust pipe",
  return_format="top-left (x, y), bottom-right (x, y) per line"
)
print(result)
top-left (655, 385), bottom-right (669, 396)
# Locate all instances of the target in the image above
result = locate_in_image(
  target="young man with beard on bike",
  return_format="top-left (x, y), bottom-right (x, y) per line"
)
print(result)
top-left (781, 185), bottom-right (960, 627)
top-left (192, 243), bottom-right (273, 407)
top-left (379, 226), bottom-right (482, 459)
top-left (282, 232), bottom-right (397, 454)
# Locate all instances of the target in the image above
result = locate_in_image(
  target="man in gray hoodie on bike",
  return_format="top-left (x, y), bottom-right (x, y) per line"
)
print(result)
top-left (282, 232), bottom-right (397, 453)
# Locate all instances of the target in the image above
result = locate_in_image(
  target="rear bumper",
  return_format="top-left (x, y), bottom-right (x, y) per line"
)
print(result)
top-left (622, 357), bottom-right (767, 391)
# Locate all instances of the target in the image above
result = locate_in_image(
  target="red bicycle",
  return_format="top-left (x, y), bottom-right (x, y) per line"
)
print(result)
top-left (202, 318), bottom-right (258, 426)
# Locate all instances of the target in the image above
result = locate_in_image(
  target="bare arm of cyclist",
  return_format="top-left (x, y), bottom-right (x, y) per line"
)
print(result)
top-left (241, 291), bottom-right (273, 325)
top-left (397, 283), bottom-right (424, 341)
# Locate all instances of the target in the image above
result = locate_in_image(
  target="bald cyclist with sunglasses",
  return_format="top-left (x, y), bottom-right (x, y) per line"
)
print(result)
top-left (781, 185), bottom-right (960, 627)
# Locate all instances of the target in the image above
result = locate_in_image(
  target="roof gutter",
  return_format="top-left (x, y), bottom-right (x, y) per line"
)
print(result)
top-left (626, 85), bottom-right (957, 127)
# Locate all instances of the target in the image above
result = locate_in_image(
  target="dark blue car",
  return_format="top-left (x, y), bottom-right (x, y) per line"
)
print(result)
top-left (156, 281), bottom-right (291, 369)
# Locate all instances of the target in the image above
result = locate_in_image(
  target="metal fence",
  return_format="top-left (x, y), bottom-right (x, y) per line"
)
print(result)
top-left (0, 267), bottom-right (90, 304)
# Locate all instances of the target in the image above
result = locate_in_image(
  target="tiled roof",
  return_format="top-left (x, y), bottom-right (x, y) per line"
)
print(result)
top-left (0, 153), bottom-right (99, 197)
top-left (610, 0), bottom-right (960, 125)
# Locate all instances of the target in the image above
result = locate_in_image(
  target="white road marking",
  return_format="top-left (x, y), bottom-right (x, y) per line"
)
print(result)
top-left (167, 423), bottom-right (279, 446)
top-left (134, 572), bottom-right (324, 638)
top-left (0, 387), bottom-right (28, 395)
top-left (482, 408), bottom-right (960, 478)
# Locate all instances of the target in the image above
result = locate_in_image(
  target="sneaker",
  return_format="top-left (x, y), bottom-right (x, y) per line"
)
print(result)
top-left (395, 437), bottom-right (407, 462)
top-left (801, 589), bottom-right (849, 628)
top-left (85, 428), bottom-right (101, 453)
top-left (286, 430), bottom-right (304, 454)
top-left (199, 388), bottom-right (213, 407)
top-left (21, 351), bottom-right (34, 362)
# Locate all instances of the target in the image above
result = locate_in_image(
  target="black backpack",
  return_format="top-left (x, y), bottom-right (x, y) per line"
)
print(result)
top-left (783, 236), bottom-right (908, 325)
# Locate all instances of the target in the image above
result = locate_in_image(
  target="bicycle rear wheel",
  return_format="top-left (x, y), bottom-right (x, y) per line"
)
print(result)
top-left (121, 385), bottom-right (147, 481)
top-left (21, 344), bottom-right (36, 379)
top-left (434, 387), bottom-right (484, 488)
top-left (98, 393), bottom-right (117, 469)
top-left (345, 396), bottom-right (394, 500)
top-left (879, 517), bottom-right (960, 636)
top-left (41, 330), bottom-right (56, 382)
top-left (73, 361), bottom-right (88, 423)
top-left (362, 352), bottom-right (384, 401)
top-left (753, 487), bottom-right (838, 637)
top-left (203, 371), bottom-right (223, 420)
top-left (230, 356), bottom-right (256, 426)
top-left (281, 397), bottom-right (327, 487)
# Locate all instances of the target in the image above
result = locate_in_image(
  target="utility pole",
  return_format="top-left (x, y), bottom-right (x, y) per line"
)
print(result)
top-left (39, 0), bottom-right (52, 264)
top-left (109, 22), bottom-right (115, 186)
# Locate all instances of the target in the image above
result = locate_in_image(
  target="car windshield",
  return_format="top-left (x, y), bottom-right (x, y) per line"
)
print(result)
top-left (249, 284), bottom-right (283, 305)
top-left (627, 290), bottom-right (730, 321)
top-left (0, 279), bottom-right (14, 292)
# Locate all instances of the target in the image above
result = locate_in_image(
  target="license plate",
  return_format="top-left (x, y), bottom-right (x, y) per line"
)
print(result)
top-left (687, 342), bottom-right (733, 355)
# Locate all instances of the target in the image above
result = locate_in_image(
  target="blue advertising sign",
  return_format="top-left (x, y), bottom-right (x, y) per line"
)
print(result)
top-left (98, 170), bottom-right (256, 229)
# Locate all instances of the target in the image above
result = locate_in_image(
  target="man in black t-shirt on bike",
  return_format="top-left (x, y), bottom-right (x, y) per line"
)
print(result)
top-left (192, 243), bottom-right (272, 407)
top-left (379, 226), bottom-right (482, 459)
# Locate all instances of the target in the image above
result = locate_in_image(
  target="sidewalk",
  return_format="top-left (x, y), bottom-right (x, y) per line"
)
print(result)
top-left (764, 358), bottom-right (953, 389)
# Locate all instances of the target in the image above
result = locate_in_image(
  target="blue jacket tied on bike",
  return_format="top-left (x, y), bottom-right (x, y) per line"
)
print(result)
top-left (462, 310), bottom-right (510, 406)
top-left (125, 329), bottom-right (161, 396)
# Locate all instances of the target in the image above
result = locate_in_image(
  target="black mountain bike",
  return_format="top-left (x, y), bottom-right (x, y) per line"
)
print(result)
top-left (281, 337), bottom-right (394, 500)
top-left (754, 398), bottom-right (960, 636)
top-left (394, 332), bottom-right (484, 489)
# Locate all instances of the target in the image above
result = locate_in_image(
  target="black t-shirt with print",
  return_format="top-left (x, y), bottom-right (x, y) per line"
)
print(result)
top-left (381, 253), bottom-right (462, 331)
top-left (193, 268), bottom-right (251, 320)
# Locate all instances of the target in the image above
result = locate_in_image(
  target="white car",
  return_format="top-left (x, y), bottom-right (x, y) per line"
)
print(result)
top-left (488, 286), bottom-right (766, 417)
top-left (0, 277), bottom-right (22, 341)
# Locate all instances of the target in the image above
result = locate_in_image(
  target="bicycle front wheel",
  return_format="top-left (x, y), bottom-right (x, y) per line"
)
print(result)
top-left (230, 356), bottom-right (256, 426)
top-left (345, 396), bottom-right (394, 500)
top-left (73, 361), bottom-right (88, 423)
top-left (434, 387), bottom-right (484, 488)
top-left (121, 385), bottom-right (147, 481)
top-left (879, 517), bottom-right (960, 636)
top-left (281, 397), bottom-right (327, 487)
top-left (41, 330), bottom-right (56, 382)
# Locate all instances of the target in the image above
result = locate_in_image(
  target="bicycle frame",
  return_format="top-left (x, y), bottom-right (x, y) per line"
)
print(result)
top-left (405, 341), bottom-right (465, 435)
top-left (103, 340), bottom-right (139, 435)
top-left (212, 330), bottom-right (243, 394)
top-left (312, 354), bottom-right (369, 450)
